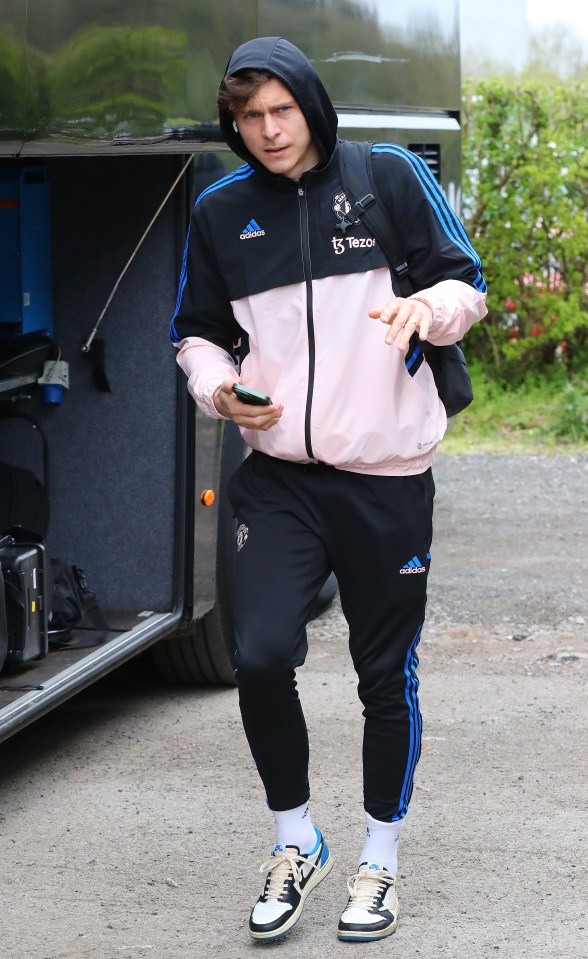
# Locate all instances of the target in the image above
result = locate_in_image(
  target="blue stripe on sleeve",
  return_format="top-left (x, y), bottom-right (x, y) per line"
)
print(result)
top-left (372, 144), bottom-right (487, 294)
top-left (195, 164), bottom-right (254, 205)
top-left (169, 165), bottom-right (255, 342)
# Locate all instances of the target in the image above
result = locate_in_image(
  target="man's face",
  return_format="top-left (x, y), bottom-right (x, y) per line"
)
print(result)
top-left (234, 78), bottom-right (320, 181)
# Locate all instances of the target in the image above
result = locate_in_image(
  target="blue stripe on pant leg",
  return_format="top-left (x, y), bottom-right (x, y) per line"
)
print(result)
top-left (392, 624), bottom-right (423, 821)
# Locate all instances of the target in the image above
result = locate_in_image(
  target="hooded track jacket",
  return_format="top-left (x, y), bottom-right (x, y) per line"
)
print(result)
top-left (171, 37), bottom-right (488, 476)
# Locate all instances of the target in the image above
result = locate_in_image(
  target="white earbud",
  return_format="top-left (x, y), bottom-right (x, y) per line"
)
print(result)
top-left (232, 120), bottom-right (239, 133)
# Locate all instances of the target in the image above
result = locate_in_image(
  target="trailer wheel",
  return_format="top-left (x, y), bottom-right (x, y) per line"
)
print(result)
top-left (150, 421), bottom-right (243, 686)
top-left (149, 606), bottom-right (235, 686)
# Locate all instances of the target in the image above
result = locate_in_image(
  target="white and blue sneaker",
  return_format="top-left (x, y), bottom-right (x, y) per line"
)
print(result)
top-left (337, 863), bottom-right (398, 941)
top-left (249, 827), bottom-right (332, 940)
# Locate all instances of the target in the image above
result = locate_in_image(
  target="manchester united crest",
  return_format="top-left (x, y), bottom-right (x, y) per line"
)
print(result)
top-left (332, 191), bottom-right (353, 222)
top-left (235, 523), bottom-right (249, 552)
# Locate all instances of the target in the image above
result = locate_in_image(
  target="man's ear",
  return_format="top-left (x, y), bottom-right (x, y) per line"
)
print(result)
top-left (232, 120), bottom-right (239, 133)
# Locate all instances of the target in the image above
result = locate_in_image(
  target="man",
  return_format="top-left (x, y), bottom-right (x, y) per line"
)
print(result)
top-left (171, 36), bottom-right (487, 943)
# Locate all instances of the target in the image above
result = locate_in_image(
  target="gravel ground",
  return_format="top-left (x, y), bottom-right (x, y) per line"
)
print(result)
top-left (0, 452), bottom-right (586, 959)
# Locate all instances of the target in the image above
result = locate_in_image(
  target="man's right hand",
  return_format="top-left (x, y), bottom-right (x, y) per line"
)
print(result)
top-left (213, 379), bottom-right (284, 431)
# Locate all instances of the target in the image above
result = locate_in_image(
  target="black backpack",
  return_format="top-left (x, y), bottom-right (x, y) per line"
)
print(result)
top-left (337, 140), bottom-right (474, 418)
top-left (49, 560), bottom-right (110, 648)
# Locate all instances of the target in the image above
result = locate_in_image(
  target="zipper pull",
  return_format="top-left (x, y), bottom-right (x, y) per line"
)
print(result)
top-left (297, 186), bottom-right (304, 196)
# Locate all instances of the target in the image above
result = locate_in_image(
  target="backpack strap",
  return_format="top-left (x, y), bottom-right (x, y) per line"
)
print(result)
top-left (337, 139), bottom-right (413, 297)
top-left (336, 139), bottom-right (474, 417)
top-left (76, 567), bottom-right (110, 645)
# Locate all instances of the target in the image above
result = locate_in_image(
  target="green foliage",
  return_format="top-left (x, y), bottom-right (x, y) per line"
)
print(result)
top-left (442, 363), bottom-right (588, 453)
top-left (48, 26), bottom-right (188, 137)
top-left (551, 382), bottom-right (588, 444)
top-left (185, 46), bottom-right (219, 124)
top-left (0, 27), bottom-right (50, 136)
top-left (462, 77), bottom-right (588, 383)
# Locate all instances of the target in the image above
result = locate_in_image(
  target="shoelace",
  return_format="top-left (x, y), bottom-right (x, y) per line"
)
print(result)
top-left (258, 850), bottom-right (313, 901)
top-left (346, 869), bottom-right (396, 911)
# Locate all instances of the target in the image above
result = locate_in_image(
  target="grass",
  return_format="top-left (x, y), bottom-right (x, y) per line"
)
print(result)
top-left (439, 366), bottom-right (588, 455)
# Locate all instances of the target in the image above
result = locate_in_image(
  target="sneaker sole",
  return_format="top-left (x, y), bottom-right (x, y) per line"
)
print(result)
top-left (249, 852), bottom-right (333, 941)
top-left (337, 907), bottom-right (399, 942)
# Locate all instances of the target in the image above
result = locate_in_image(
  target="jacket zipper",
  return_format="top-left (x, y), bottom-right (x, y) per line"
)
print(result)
top-left (297, 185), bottom-right (315, 459)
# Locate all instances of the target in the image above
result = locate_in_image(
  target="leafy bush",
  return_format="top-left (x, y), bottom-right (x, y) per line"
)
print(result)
top-left (0, 29), bottom-right (50, 136)
top-left (551, 382), bottom-right (588, 444)
top-left (48, 26), bottom-right (187, 138)
top-left (462, 77), bottom-right (588, 383)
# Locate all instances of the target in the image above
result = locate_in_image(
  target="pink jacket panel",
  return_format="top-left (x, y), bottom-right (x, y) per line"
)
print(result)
top-left (175, 270), bottom-right (487, 475)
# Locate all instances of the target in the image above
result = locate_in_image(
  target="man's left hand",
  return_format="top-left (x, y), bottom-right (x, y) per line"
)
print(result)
top-left (370, 298), bottom-right (433, 350)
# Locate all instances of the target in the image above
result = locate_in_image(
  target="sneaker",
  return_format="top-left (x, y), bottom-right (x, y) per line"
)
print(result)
top-left (249, 827), bottom-right (332, 941)
top-left (337, 863), bottom-right (398, 941)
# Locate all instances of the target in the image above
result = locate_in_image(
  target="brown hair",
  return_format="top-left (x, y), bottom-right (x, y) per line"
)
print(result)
top-left (217, 69), bottom-right (274, 115)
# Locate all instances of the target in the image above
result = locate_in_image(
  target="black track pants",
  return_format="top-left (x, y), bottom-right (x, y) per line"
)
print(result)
top-left (227, 452), bottom-right (434, 822)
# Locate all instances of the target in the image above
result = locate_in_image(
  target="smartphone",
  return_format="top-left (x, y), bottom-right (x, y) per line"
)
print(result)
top-left (232, 383), bottom-right (273, 406)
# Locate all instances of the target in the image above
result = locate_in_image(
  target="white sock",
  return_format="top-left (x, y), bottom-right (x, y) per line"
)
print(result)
top-left (359, 811), bottom-right (405, 875)
top-left (271, 802), bottom-right (317, 854)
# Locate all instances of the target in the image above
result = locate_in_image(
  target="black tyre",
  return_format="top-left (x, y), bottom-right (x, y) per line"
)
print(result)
top-left (150, 421), bottom-right (243, 686)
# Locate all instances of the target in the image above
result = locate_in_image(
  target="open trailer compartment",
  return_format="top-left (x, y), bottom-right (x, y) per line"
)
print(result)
top-left (0, 153), bottom-right (242, 740)
top-left (0, 155), bottom-right (183, 609)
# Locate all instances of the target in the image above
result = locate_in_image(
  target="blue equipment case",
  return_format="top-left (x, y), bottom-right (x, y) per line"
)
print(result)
top-left (0, 166), bottom-right (53, 338)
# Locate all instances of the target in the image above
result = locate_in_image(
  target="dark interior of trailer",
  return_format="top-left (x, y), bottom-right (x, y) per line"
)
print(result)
top-left (0, 156), bottom-right (186, 697)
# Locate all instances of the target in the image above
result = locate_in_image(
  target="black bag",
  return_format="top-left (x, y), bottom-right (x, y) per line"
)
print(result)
top-left (49, 560), bottom-right (110, 648)
top-left (0, 533), bottom-right (51, 665)
top-left (337, 139), bottom-right (474, 417)
top-left (417, 344), bottom-right (473, 419)
top-left (0, 461), bottom-right (50, 542)
top-left (0, 414), bottom-right (50, 541)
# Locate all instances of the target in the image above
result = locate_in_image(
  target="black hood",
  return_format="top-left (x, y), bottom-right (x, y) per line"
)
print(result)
top-left (218, 37), bottom-right (338, 172)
